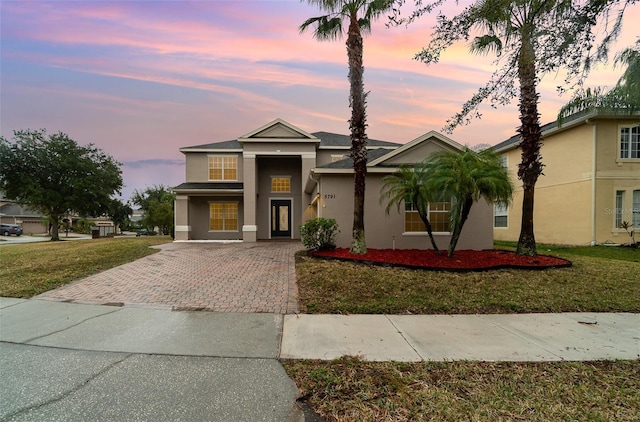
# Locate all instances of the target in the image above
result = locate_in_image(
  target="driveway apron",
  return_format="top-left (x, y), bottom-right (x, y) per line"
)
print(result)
top-left (37, 241), bottom-right (302, 314)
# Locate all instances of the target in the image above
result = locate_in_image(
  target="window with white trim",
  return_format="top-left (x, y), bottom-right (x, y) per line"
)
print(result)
top-left (405, 201), bottom-right (450, 233)
top-left (494, 155), bottom-right (509, 227)
top-left (615, 191), bottom-right (625, 229)
top-left (271, 176), bottom-right (291, 193)
top-left (494, 203), bottom-right (508, 228)
top-left (208, 156), bottom-right (237, 181)
top-left (620, 125), bottom-right (640, 159)
top-left (209, 202), bottom-right (238, 231)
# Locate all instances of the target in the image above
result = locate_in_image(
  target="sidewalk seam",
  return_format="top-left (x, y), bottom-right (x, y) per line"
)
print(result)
top-left (384, 314), bottom-right (423, 361)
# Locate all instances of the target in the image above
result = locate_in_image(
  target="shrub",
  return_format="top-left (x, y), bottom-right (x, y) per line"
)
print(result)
top-left (300, 218), bottom-right (339, 250)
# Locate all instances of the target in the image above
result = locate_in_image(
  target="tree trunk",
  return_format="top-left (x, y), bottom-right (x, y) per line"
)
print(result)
top-left (347, 13), bottom-right (368, 255)
top-left (515, 28), bottom-right (543, 257)
top-left (50, 215), bottom-right (60, 241)
top-left (448, 196), bottom-right (473, 258)
top-left (416, 200), bottom-right (440, 255)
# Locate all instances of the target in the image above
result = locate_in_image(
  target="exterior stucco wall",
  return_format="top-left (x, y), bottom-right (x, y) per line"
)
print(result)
top-left (317, 173), bottom-right (493, 250)
top-left (185, 152), bottom-right (244, 183)
top-left (494, 118), bottom-right (640, 246)
top-left (383, 140), bottom-right (458, 165)
top-left (255, 156), bottom-right (303, 240)
top-left (188, 195), bottom-right (244, 240)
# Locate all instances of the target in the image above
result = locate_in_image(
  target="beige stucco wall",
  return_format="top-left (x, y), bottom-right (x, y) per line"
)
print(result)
top-left (187, 195), bottom-right (244, 241)
top-left (383, 140), bottom-right (459, 166)
top-left (316, 173), bottom-right (493, 250)
top-left (255, 156), bottom-right (303, 240)
top-left (185, 152), bottom-right (244, 183)
top-left (494, 118), bottom-right (640, 246)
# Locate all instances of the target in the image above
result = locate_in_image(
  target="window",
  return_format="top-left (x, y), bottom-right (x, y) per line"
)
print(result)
top-left (615, 191), bottom-right (625, 229)
top-left (634, 190), bottom-right (640, 228)
top-left (208, 156), bottom-right (237, 181)
top-left (271, 177), bottom-right (291, 193)
top-left (405, 201), bottom-right (451, 233)
top-left (494, 203), bottom-right (508, 228)
top-left (620, 125), bottom-right (640, 159)
top-left (209, 203), bottom-right (238, 231)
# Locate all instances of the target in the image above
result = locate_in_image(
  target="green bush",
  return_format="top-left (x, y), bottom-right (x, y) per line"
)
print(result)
top-left (300, 218), bottom-right (339, 250)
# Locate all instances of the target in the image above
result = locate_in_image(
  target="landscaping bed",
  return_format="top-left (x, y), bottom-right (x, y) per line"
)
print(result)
top-left (309, 248), bottom-right (571, 271)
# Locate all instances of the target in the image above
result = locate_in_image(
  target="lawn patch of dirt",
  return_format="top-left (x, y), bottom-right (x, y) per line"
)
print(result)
top-left (309, 248), bottom-right (571, 271)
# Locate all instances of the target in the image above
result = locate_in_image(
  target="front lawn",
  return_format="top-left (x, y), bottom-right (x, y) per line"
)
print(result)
top-left (295, 245), bottom-right (640, 314)
top-left (0, 236), bottom-right (172, 298)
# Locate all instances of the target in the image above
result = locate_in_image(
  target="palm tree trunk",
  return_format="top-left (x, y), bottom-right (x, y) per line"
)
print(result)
top-left (416, 201), bottom-right (441, 255)
top-left (516, 29), bottom-right (542, 257)
top-left (448, 196), bottom-right (473, 258)
top-left (347, 13), bottom-right (368, 255)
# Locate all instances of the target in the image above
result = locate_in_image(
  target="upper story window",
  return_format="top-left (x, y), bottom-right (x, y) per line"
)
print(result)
top-left (620, 125), bottom-right (639, 159)
top-left (209, 156), bottom-right (237, 181)
top-left (271, 177), bottom-right (291, 193)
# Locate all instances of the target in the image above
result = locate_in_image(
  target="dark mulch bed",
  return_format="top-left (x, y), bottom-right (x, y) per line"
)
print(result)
top-left (309, 248), bottom-right (572, 271)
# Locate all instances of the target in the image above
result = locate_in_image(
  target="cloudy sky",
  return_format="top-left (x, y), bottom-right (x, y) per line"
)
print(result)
top-left (1, 1), bottom-right (638, 201)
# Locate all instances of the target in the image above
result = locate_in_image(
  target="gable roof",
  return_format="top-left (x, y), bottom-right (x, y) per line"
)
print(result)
top-left (238, 118), bottom-right (319, 143)
top-left (368, 130), bottom-right (463, 167)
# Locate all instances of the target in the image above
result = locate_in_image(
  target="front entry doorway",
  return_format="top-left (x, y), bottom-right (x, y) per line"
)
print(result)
top-left (271, 199), bottom-right (292, 238)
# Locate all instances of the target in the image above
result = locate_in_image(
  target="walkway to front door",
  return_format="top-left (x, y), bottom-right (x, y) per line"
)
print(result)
top-left (37, 241), bottom-right (302, 314)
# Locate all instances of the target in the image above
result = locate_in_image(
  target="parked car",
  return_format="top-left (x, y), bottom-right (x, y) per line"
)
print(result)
top-left (136, 229), bottom-right (157, 237)
top-left (1, 223), bottom-right (23, 236)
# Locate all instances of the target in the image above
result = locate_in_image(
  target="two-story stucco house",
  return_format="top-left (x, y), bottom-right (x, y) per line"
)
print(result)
top-left (492, 110), bottom-right (640, 246)
top-left (173, 118), bottom-right (493, 250)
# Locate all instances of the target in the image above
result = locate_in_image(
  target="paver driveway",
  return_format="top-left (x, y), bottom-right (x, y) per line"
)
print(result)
top-left (38, 241), bottom-right (302, 314)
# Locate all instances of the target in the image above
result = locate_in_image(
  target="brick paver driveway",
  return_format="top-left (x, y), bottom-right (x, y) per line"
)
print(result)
top-left (38, 241), bottom-right (302, 314)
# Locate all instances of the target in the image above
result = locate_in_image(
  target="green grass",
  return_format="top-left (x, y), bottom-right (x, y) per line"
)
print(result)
top-left (295, 245), bottom-right (640, 314)
top-left (283, 358), bottom-right (640, 422)
top-left (0, 236), bottom-right (172, 297)
top-left (495, 240), bottom-right (640, 262)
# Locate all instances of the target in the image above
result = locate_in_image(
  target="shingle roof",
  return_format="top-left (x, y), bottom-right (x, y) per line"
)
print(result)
top-left (312, 132), bottom-right (401, 148)
top-left (316, 148), bottom-right (393, 169)
top-left (172, 182), bottom-right (243, 191)
top-left (180, 140), bottom-right (241, 151)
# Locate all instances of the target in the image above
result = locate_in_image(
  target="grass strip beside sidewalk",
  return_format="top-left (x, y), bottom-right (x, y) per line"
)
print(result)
top-left (283, 358), bottom-right (640, 422)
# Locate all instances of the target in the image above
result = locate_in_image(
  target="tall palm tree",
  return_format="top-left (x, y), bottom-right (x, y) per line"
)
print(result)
top-left (300, 0), bottom-right (393, 254)
top-left (425, 148), bottom-right (513, 258)
top-left (464, 0), bottom-right (574, 257)
top-left (380, 163), bottom-right (442, 254)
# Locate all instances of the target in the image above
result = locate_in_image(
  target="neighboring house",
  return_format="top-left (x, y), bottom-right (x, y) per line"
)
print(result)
top-left (0, 198), bottom-right (47, 235)
top-left (492, 110), bottom-right (640, 246)
top-left (173, 118), bottom-right (493, 250)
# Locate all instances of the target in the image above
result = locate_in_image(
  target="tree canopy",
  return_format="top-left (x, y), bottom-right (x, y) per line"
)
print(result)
top-left (0, 129), bottom-right (123, 241)
top-left (131, 185), bottom-right (175, 236)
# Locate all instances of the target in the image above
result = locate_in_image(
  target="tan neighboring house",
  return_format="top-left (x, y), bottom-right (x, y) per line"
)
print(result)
top-left (173, 118), bottom-right (493, 250)
top-left (493, 110), bottom-right (640, 246)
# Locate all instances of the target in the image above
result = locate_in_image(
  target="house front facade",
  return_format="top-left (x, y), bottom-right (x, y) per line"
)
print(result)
top-left (493, 110), bottom-right (640, 246)
top-left (173, 119), bottom-right (493, 250)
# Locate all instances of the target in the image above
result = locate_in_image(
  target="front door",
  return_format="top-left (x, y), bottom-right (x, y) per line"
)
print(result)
top-left (271, 199), bottom-right (291, 238)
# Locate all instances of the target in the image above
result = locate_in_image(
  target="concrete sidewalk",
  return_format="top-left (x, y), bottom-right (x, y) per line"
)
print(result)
top-left (2, 298), bottom-right (638, 361)
top-left (1, 298), bottom-right (638, 421)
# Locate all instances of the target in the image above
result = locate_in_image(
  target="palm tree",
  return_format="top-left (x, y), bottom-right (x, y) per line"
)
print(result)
top-left (558, 38), bottom-right (640, 123)
top-left (300, 0), bottom-right (393, 254)
top-left (425, 148), bottom-right (513, 258)
top-left (380, 163), bottom-right (442, 254)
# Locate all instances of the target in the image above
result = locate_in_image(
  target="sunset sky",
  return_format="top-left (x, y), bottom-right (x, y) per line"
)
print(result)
top-left (1, 0), bottom-right (638, 201)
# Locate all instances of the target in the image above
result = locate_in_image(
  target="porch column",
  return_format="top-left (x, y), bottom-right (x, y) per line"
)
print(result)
top-left (174, 195), bottom-right (190, 240)
top-left (242, 153), bottom-right (257, 242)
